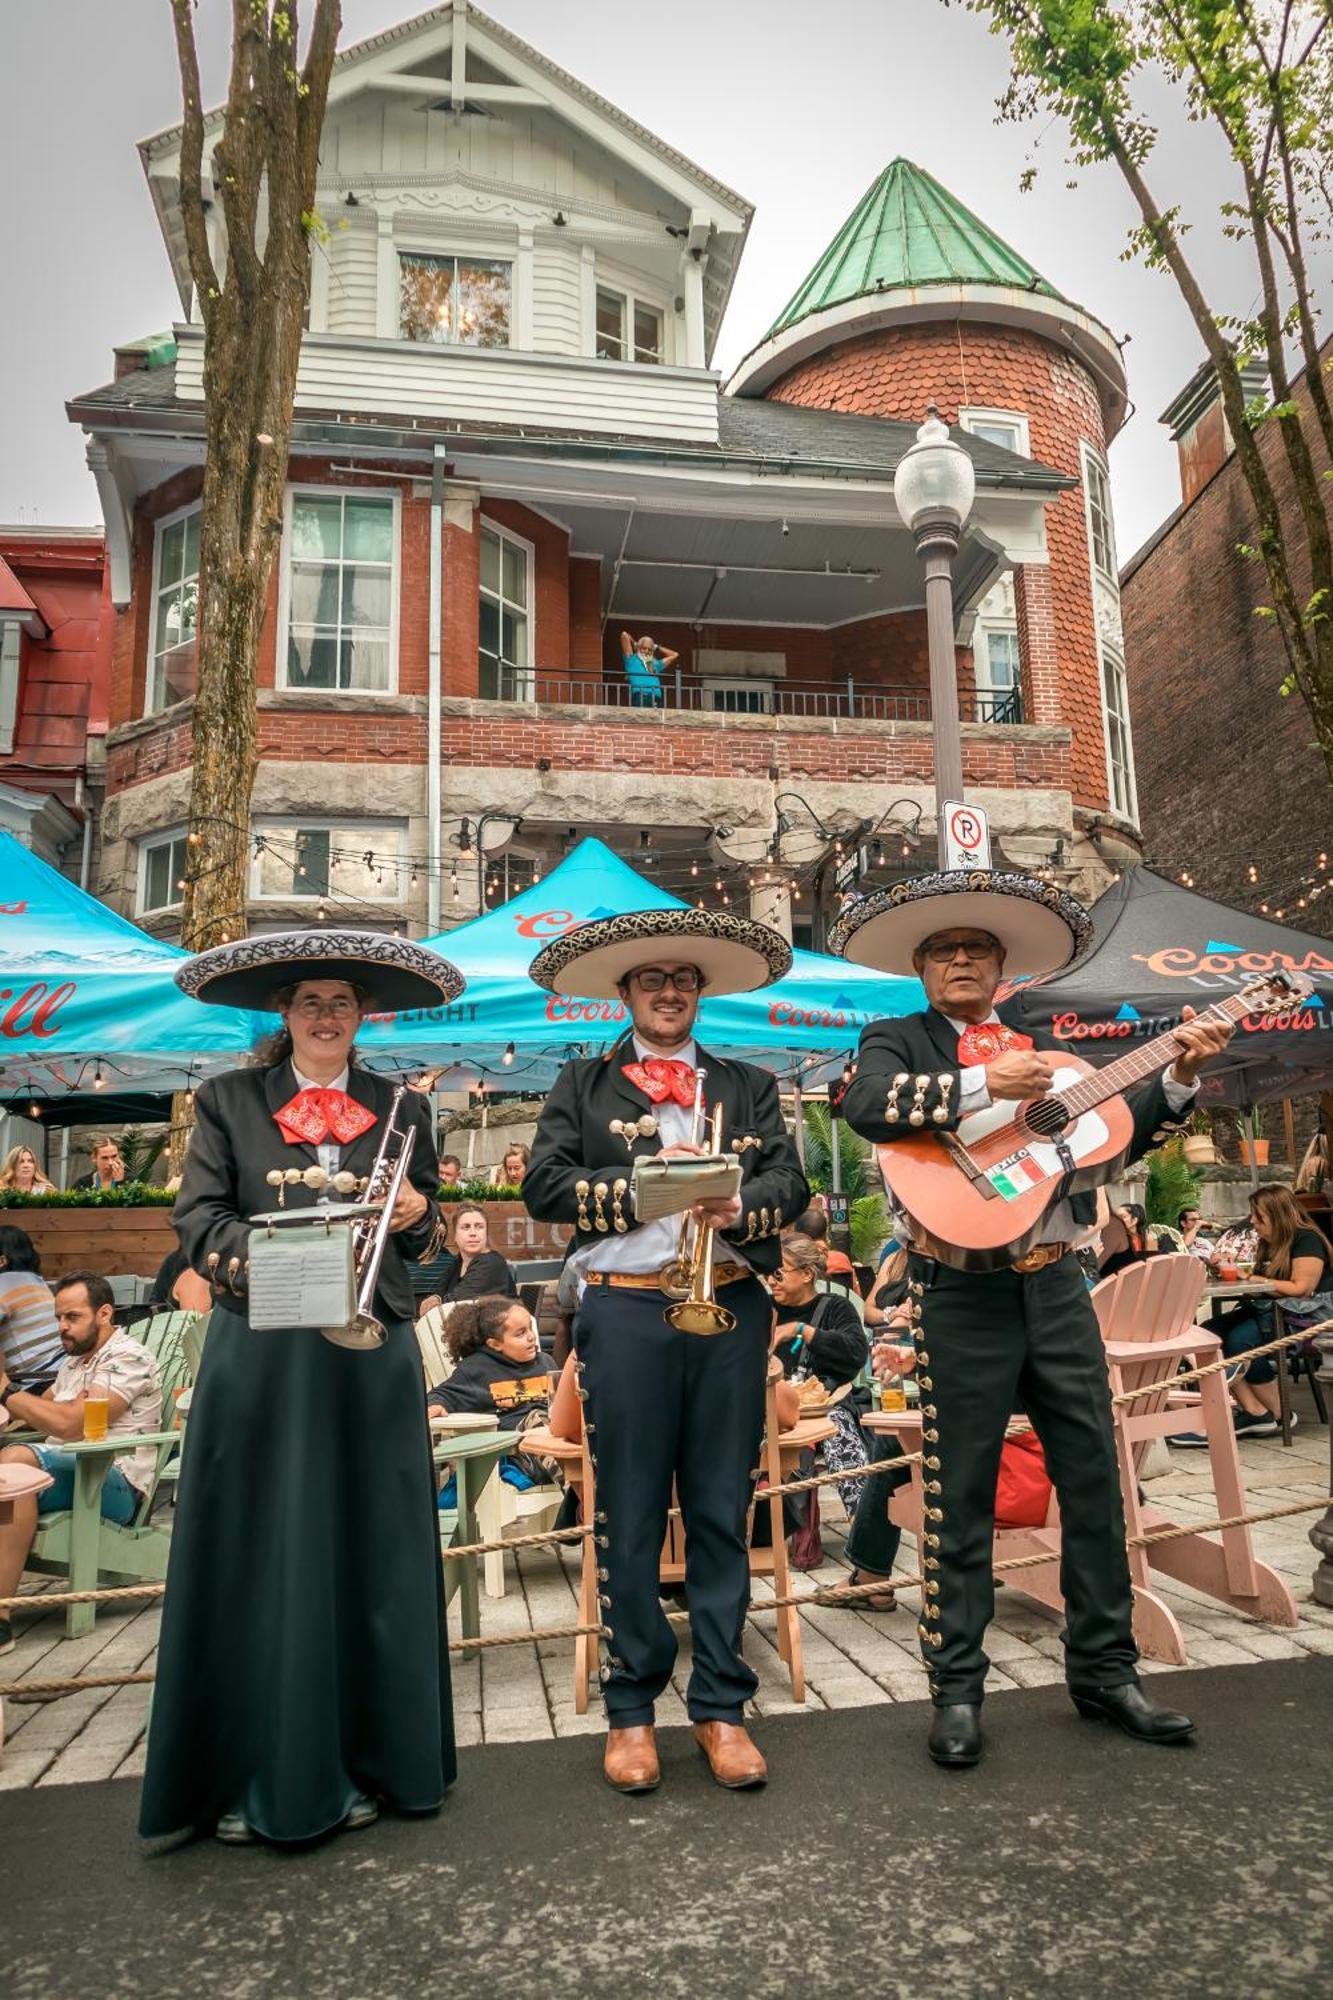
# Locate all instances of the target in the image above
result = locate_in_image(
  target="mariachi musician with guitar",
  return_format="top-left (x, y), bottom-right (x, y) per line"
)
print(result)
top-left (831, 867), bottom-right (1303, 1771)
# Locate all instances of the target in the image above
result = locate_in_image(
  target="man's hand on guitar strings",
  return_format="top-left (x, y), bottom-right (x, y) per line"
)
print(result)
top-left (1169, 1004), bottom-right (1235, 1086)
top-left (985, 1048), bottom-right (1058, 1101)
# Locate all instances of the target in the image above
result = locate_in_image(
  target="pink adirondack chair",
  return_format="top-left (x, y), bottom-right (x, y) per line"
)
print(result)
top-left (0, 1457), bottom-right (54, 1758)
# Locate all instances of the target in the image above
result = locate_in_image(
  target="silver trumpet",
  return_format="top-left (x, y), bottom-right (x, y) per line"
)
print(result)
top-left (321, 1082), bottom-right (420, 1352)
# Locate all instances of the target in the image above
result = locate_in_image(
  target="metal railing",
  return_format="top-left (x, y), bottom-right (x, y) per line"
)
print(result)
top-left (477, 666), bottom-right (1024, 725)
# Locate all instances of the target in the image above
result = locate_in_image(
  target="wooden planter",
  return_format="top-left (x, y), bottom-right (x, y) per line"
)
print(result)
top-left (19, 1206), bottom-right (179, 1283)
top-left (14, 1197), bottom-right (568, 1285)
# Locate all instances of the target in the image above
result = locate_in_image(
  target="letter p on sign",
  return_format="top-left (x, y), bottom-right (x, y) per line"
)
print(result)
top-left (942, 802), bottom-right (992, 871)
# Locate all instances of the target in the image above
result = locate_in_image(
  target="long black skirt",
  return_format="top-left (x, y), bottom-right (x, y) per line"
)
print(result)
top-left (139, 1308), bottom-right (455, 1843)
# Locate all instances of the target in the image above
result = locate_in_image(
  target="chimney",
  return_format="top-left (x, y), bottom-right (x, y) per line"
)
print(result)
top-left (1160, 358), bottom-right (1269, 508)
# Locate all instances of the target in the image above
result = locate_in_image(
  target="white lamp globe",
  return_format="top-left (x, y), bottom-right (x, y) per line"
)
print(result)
top-left (893, 407), bottom-right (977, 532)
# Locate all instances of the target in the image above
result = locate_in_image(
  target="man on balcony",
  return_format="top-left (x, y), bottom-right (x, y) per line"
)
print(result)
top-left (619, 631), bottom-right (677, 708)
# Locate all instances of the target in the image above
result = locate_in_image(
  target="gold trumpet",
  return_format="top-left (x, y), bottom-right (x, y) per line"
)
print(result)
top-left (659, 1089), bottom-right (738, 1339)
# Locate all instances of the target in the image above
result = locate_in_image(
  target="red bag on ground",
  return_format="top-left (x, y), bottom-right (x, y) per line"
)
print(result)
top-left (994, 1431), bottom-right (1053, 1529)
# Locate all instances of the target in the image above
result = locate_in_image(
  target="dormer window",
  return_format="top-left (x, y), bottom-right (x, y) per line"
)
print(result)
top-left (399, 253), bottom-right (511, 348)
top-left (595, 286), bottom-right (664, 365)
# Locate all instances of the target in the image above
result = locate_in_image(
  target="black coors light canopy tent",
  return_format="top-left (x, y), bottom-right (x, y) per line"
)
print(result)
top-left (1006, 867), bottom-right (1333, 1108)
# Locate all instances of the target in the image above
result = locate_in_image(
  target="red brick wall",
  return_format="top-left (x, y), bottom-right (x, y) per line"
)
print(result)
top-left (764, 320), bottom-right (1112, 808)
top-left (1121, 350), bottom-right (1333, 935)
top-left (569, 558), bottom-right (603, 672)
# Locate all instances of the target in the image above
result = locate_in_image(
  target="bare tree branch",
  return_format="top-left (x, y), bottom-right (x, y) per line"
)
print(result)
top-left (168, 0), bottom-right (219, 314)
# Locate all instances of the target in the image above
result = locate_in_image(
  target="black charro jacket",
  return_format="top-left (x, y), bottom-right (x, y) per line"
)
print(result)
top-left (524, 1035), bottom-right (809, 1276)
top-left (841, 1007), bottom-right (1191, 1230)
top-left (174, 1060), bottom-right (441, 1325)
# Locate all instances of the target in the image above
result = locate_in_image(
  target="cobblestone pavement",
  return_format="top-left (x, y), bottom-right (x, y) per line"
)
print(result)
top-left (3, 1394), bottom-right (1330, 1791)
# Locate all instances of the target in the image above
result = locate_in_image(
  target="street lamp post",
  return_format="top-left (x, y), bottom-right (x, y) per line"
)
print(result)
top-left (893, 406), bottom-right (977, 847)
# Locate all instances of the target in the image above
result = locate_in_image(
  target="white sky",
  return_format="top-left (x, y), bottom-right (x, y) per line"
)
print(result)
top-left (0, 0), bottom-right (1304, 560)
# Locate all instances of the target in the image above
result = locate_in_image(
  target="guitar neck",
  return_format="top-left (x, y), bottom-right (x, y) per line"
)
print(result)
top-left (1056, 992), bottom-right (1250, 1118)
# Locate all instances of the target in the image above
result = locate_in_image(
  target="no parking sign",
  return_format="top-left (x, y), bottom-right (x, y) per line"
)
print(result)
top-left (942, 801), bottom-right (992, 870)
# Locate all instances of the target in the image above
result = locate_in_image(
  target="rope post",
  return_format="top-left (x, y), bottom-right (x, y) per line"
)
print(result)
top-left (1311, 1327), bottom-right (1333, 1608)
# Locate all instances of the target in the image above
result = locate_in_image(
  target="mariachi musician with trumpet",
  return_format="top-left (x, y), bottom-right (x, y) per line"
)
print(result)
top-left (525, 909), bottom-right (808, 1795)
top-left (139, 930), bottom-right (464, 1849)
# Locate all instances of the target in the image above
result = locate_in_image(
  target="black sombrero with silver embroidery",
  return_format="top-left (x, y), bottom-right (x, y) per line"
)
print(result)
top-left (175, 929), bottom-right (466, 1012)
top-left (829, 870), bottom-right (1093, 980)
top-left (529, 906), bottom-right (791, 1002)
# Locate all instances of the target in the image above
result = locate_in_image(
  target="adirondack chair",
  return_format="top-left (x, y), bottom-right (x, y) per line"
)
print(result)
top-left (24, 1309), bottom-right (198, 1639)
top-left (416, 1301), bottom-right (564, 1600)
top-left (0, 1457), bottom-right (53, 1758)
top-left (517, 1375), bottom-right (834, 1713)
top-left (868, 1253), bottom-right (1297, 1667)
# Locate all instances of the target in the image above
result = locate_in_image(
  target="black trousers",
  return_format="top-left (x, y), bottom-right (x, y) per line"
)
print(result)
top-left (910, 1251), bottom-right (1138, 1706)
top-left (573, 1275), bottom-right (769, 1727)
top-left (843, 1432), bottom-right (908, 1575)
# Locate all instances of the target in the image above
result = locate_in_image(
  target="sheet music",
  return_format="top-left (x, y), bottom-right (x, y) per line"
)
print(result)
top-left (630, 1154), bottom-right (742, 1222)
top-left (248, 1225), bottom-right (356, 1331)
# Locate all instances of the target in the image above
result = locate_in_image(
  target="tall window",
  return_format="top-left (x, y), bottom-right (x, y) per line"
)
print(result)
top-left (974, 628), bottom-right (1023, 723)
top-left (284, 492), bottom-right (394, 692)
top-left (1084, 447), bottom-right (1118, 581)
top-left (594, 286), bottom-right (664, 365)
top-left (1101, 644), bottom-right (1136, 819)
top-left (148, 508), bottom-right (201, 712)
top-left (139, 831), bottom-right (189, 916)
top-left (399, 253), bottom-right (511, 347)
top-left (478, 523), bottom-right (532, 700)
top-left (0, 622), bottom-right (20, 755)
top-left (251, 821), bottom-right (403, 902)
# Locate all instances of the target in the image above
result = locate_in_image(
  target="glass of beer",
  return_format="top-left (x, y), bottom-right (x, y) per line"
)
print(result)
top-left (83, 1379), bottom-right (110, 1442)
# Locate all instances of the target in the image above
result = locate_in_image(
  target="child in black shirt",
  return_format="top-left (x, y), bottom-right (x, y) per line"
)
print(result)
top-left (428, 1295), bottom-right (555, 1504)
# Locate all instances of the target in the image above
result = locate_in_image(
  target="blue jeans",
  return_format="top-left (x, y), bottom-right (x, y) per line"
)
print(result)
top-left (30, 1447), bottom-right (140, 1524)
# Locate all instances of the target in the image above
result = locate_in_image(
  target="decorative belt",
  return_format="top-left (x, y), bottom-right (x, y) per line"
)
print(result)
top-left (1009, 1243), bottom-right (1071, 1274)
top-left (584, 1264), bottom-right (752, 1294)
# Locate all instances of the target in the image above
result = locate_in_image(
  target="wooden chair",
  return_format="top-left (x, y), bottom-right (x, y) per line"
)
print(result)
top-left (0, 1458), bottom-right (54, 1758)
top-left (867, 1254), bottom-right (1297, 1666)
top-left (24, 1309), bottom-right (199, 1638)
top-left (518, 1378), bottom-right (834, 1713)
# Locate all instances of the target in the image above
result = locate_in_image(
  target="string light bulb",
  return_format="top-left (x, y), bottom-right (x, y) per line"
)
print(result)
top-left (92, 1066), bottom-right (106, 1091)
top-left (502, 1042), bottom-right (515, 1067)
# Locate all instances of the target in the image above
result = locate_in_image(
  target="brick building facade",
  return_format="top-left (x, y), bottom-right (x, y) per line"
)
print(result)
top-left (41, 5), bottom-right (1145, 945)
top-left (1121, 349), bottom-right (1333, 938)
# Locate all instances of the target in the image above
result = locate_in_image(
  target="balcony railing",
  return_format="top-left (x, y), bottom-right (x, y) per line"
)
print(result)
top-left (477, 667), bottom-right (1024, 726)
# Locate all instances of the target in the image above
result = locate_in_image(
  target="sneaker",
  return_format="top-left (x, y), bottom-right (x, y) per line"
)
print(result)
top-left (0, 1618), bottom-right (13, 1656)
top-left (1233, 1410), bottom-right (1281, 1438)
top-left (1170, 1431), bottom-right (1212, 1449)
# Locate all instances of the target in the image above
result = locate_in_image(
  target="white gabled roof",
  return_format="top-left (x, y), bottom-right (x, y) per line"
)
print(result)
top-left (140, 2), bottom-right (752, 340)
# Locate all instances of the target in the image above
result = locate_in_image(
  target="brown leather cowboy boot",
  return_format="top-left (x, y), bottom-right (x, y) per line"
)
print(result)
top-left (692, 1721), bottom-right (767, 1789)
top-left (603, 1725), bottom-right (660, 1793)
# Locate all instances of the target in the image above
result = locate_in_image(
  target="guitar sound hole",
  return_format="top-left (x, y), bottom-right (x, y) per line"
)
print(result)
top-left (1023, 1096), bottom-right (1071, 1140)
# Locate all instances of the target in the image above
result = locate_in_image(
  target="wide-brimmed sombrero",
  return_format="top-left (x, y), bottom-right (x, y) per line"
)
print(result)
top-left (175, 928), bottom-right (466, 1012)
top-left (829, 870), bottom-right (1092, 980)
top-left (529, 907), bottom-right (791, 1001)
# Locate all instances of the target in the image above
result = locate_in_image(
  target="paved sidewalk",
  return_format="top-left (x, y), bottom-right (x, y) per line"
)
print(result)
top-left (3, 1395), bottom-right (1330, 1790)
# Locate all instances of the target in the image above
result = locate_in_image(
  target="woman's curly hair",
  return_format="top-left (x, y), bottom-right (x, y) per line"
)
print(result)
top-left (445, 1293), bottom-right (521, 1361)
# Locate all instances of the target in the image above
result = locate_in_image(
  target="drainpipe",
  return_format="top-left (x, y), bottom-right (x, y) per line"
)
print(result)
top-left (426, 445), bottom-right (446, 934)
top-left (75, 774), bottom-right (95, 891)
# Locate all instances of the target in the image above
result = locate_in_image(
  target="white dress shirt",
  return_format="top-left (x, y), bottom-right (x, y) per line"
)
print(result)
top-left (290, 1061), bottom-right (350, 1193)
top-left (569, 1038), bottom-right (754, 1283)
top-left (907, 1012), bottom-right (1198, 1250)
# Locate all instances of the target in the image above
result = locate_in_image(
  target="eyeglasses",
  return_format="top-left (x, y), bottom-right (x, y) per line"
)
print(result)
top-left (921, 937), bottom-right (999, 965)
top-left (291, 997), bottom-right (359, 1020)
top-left (630, 967), bottom-right (702, 993)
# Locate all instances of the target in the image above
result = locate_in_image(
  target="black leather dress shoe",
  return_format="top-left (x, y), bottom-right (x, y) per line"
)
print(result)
top-left (928, 1703), bottom-right (982, 1768)
top-left (1070, 1682), bottom-right (1194, 1744)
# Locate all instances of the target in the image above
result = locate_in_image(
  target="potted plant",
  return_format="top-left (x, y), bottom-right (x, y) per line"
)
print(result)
top-left (1181, 1111), bottom-right (1217, 1167)
top-left (1144, 1138), bottom-right (1201, 1232)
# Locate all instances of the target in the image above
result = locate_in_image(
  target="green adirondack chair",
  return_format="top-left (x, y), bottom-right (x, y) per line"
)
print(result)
top-left (25, 1309), bottom-right (199, 1638)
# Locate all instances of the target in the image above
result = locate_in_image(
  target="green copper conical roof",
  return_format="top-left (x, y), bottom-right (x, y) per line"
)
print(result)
top-left (767, 158), bottom-right (1063, 339)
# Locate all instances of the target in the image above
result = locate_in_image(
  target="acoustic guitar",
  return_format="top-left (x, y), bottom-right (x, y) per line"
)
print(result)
top-left (877, 971), bottom-right (1313, 1272)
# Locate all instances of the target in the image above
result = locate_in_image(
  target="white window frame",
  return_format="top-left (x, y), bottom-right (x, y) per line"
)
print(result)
top-left (137, 826), bottom-right (190, 917)
top-left (960, 408), bottom-right (1031, 458)
top-left (397, 247), bottom-right (514, 349)
top-left (0, 621), bottom-right (20, 756)
top-left (145, 501), bottom-right (202, 717)
top-left (1080, 441), bottom-right (1119, 584)
top-left (1099, 637), bottom-right (1137, 821)
top-left (478, 520), bottom-right (535, 701)
top-left (249, 819), bottom-right (406, 904)
top-left (590, 263), bottom-right (671, 366)
top-left (971, 623), bottom-right (1023, 722)
top-left (275, 486), bottom-right (401, 697)
top-left (703, 677), bottom-right (775, 715)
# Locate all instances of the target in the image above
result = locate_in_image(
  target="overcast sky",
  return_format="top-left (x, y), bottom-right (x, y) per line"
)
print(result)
top-left (0, 0), bottom-right (1300, 559)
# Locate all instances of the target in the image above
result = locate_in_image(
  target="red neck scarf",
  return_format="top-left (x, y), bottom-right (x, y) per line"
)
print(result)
top-left (955, 1022), bottom-right (1034, 1068)
top-left (273, 1088), bottom-right (377, 1147)
top-left (622, 1058), bottom-right (698, 1107)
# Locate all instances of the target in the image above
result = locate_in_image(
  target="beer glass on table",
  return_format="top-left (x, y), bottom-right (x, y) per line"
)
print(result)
top-left (83, 1380), bottom-right (110, 1442)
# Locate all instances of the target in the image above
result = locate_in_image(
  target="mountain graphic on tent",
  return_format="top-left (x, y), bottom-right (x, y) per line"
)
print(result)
top-left (1116, 1004), bottom-right (1141, 1021)
top-left (1205, 938), bottom-right (1245, 954)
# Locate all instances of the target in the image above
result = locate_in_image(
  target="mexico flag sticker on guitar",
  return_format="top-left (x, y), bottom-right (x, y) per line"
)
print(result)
top-left (985, 1151), bottom-right (1047, 1202)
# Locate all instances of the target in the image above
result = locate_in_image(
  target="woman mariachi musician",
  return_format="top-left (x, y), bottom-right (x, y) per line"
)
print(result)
top-left (138, 929), bottom-right (464, 1849)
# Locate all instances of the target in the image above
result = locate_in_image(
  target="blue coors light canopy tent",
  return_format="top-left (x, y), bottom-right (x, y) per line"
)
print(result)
top-left (0, 832), bottom-right (261, 1102)
top-left (1008, 866), bottom-right (1333, 1108)
top-left (357, 836), bottom-right (921, 1079)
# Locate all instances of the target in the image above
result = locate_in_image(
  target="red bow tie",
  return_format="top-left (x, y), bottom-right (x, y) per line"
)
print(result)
top-left (622, 1058), bottom-right (698, 1108)
top-left (273, 1088), bottom-right (378, 1147)
top-left (956, 1023), bottom-right (1034, 1067)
